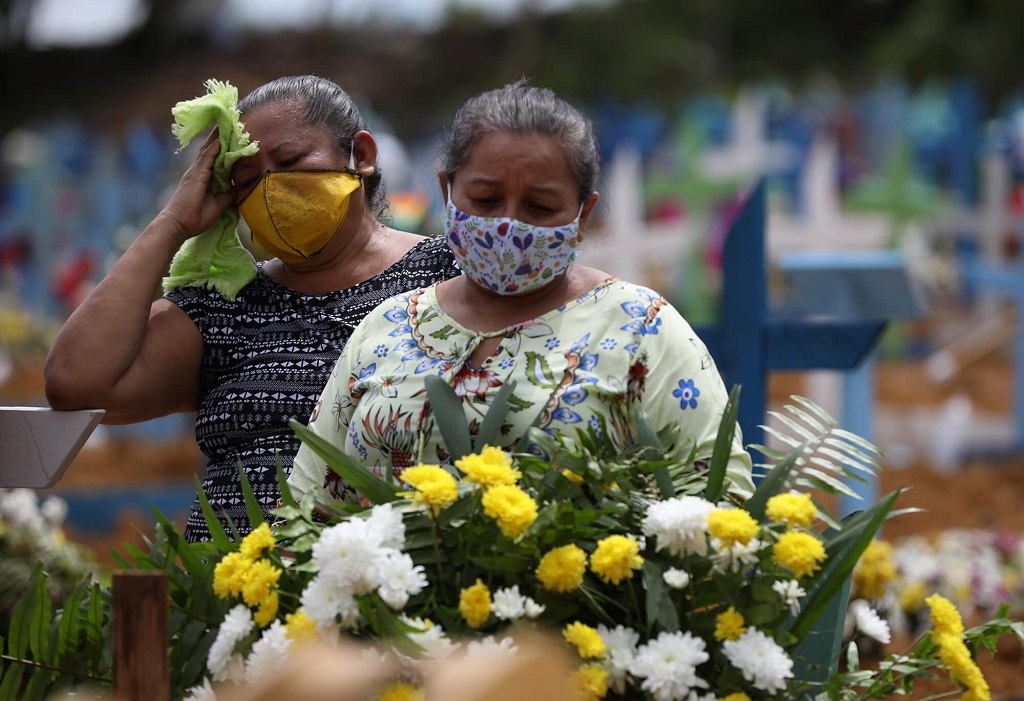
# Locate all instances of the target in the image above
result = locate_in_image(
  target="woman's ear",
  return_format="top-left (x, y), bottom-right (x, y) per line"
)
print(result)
top-left (579, 191), bottom-right (599, 228)
top-left (437, 172), bottom-right (450, 205)
top-left (351, 130), bottom-right (378, 176)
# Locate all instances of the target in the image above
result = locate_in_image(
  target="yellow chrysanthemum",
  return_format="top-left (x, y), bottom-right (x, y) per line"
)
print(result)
top-left (285, 610), bottom-right (318, 647)
top-left (933, 630), bottom-right (991, 701)
top-left (852, 539), bottom-right (897, 600)
top-left (706, 508), bottom-right (760, 547)
top-left (589, 535), bottom-right (643, 585)
top-left (536, 544), bottom-right (588, 593)
top-left (573, 664), bottom-right (609, 701)
top-left (377, 680), bottom-right (425, 701)
top-left (563, 621), bottom-right (606, 659)
top-left (719, 693), bottom-right (752, 701)
top-left (253, 589), bottom-right (279, 628)
top-left (898, 580), bottom-right (929, 614)
top-left (400, 464), bottom-right (459, 515)
top-left (213, 551), bottom-right (252, 599)
top-left (714, 606), bottom-right (747, 641)
top-left (455, 445), bottom-right (521, 487)
top-left (239, 522), bottom-right (276, 560)
top-left (458, 579), bottom-right (492, 628)
top-left (241, 558), bottom-right (283, 607)
top-left (926, 593), bottom-right (965, 637)
top-left (772, 531), bottom-right (826, 578)
top-left (765, 492), bottom-right (817, 528)
top-left (481, 484), bottom-right (539, 538)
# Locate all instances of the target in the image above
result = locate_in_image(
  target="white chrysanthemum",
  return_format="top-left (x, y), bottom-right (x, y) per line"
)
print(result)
top-left (523, 597), bottom-right (545, 618)
top-left (641, 496), bottom-right (715, 557)
top-left (711, 536), bottom-right (763, 573)
top-left (39, 496), bottom-right (68, 525)
top-left (365, 502), bottom-right (406, 550)
top-left (311, 520), bottom-right (386, 593)
top-left (598, 624), bottom-right (640, 694)
top-left (663, 568), bottom-right (690, 589)
top-left (375, 551), bottom-right (427, 610)
top-left (850, 599), bottom-right (891, 644)
top-left (722, 628), bottom-right (794, 693)
top-left (182, 677), bottom-right (217, 701)
top-left (629, 631), bottom-right (709, 701)
top-left (0, 489), bottom-right (46, 532)
top-left (300, 575), bottom-right (360, 631)
top-left (245, 621), bottom-right (292, 682)
top-left (465, 636), bottom-right (519, 660)
top-left (208, 605), bottom-right (253, 682)
top-left (491, 586), bottom-right (527, 620)
top-left (401, 615), bottom-right (458, 659)
top-left (772, 579), bottom-right (806, 615)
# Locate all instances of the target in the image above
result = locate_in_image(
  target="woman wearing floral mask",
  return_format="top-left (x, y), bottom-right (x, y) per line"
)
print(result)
top-left (289, 80), bottom-right (753, 507)
top-left (44, 75), bottom-right (461, 542)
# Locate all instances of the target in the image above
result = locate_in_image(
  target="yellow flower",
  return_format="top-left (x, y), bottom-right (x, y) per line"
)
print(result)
top-left (562, 469), bottom-right (585, 485)
top-left (455, 445), bottom-right (521, 487)
top-left (400, 464), bottom-right (459, 515)
top-left (253, 590), bottom-right (279, 628)
top-left (719, 694), bottom-right (752, 701)
top-left (536, 544), bottom-right (588, 593)
top-left (573, 664), bottom-right (608, 701)
top-left (933, 630), bottom-right (990, 701)
top-left (285, 610), bottom-right (318, 647)
top-left (706, 508), bottom-right (760, 547)
top-left (589, 535), bottom-right (643, 585)
top-left (926, 593), bottom-right (965, 637)
top-left (213, 551), bottom-right (252, 599)
top-left (898, 580), bottom-right (929, 614)
top-left (765, 492), bottom-right (817, 528)
top-left (852, 539), bottom-right (896, 600)
top-left (481, 484), bottom-right (538, 538)
top-left (459, 579), bottom-right (492, 628)
top-left (772, 531), bottom-right (826, 578)
top-left (240, 522), bottom-right (276, 560)
top-left (377, 680), bottom-right (425, 701)
top-left (563, 621), bottom-right (606, 659)
top-left (714, 606), bottom-right (747, 641)
top-left (241, 558), bottom-right (283, 607)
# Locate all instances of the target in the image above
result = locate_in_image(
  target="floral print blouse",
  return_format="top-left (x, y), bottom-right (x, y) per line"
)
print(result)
top-left (289, 277), bottom-right (753, 504)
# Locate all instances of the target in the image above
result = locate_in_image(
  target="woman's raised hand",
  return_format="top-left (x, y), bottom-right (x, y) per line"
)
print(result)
top-left (156, 131), bottom-right (238, 245)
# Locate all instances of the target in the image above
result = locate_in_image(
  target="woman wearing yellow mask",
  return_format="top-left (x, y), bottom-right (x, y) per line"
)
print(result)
top-left (44, 75), bottom-right (461, 542)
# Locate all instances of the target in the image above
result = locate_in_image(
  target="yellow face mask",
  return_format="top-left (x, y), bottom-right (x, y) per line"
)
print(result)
top-left (239, 170), bottom-right (363, 265)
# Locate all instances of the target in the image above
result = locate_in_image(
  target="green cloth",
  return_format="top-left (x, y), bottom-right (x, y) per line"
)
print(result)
top-left (162, 79), bottom-right (260, 300)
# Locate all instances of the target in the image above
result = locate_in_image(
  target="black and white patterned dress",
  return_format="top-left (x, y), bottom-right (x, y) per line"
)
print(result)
top-left (165, 234), bottom-right (460, 542)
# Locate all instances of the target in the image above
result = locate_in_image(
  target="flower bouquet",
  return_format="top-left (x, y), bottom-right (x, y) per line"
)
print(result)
top-left (2, 385), bottom-right (1021, 701)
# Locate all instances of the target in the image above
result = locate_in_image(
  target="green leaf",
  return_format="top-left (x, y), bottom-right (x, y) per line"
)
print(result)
top-left (706, 384), bottom-right (740, 503)
top-left (642, 560), bottom-right (679, 632)
top-left (56, 579), bottom-right (86, 666)
top-left (195, 474), bottom-right (234, 551)
top-left (290, 419), bottom-right (401, 505)
top-left (743, 441), bottom-right (805, 521)
top-left (237, 457), bottom-right (267, 529)
top-left (424, 374), bottom-right (472, 459)
top-left (0, 664), bottom-right (25, 701)
top-left (277, 456), bottom-right (296, 507)
top-left (475, 380), bottom-right (517, 450)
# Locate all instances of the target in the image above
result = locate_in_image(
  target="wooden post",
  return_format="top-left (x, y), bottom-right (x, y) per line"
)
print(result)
top-left (113, 571), bottom-right (169, 701)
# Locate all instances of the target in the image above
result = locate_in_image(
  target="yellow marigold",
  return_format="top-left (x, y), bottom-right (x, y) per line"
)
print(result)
top-left (772, 531), bottom-right (826, 578)
top-left (459, 579), bottom-right (492, 628)
top-left (254, 589), bottom-right (279, 628)
top-left (536, 544), bottom-right (588, 593)
top-left (765, 492), bottom-right (817, 528)
top-left (378, 680), bottom-right (425, 701)
top-left (285, 610), bottom-right (318, 647)
top-left (719, 694), bottom-right (752, 701)
top-left (933, 631), bottom-right (990, 701)
top-left (852, 539), bottom-right (897, 600)
top-left (241, 558), bottom-right (283, 608)
top-left (714, 606), bottom-right (747, 641)
top-left (706, 508), bottom-right (760, 547)
top-left (455, 445), bottom-right (520, 487)
top-left (240, 522), bottom-right (276, 560)
top-left (400, 464), bottom-right (459, 515)
top-left (563, 621), bottom-right (606, 659)
top-left (573, 664), bottom-right (609, 701)
top-left (213, 551), bottom-right (252, 599)
top-left (589, 535), bottom-right (643, 585)
top-left (481, 484), bottom-right (538, 538)
top-left (926, 593), bottom-right (965, 637)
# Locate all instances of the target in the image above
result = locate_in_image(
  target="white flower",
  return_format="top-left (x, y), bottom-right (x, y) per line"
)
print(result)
top-left (711, 536), bottom-right (763, 573)
top-left (400, 615), bottom-right (458, 659)
top-left (663, 568), bottom-right (690, 589)
top-left (311, 520), bottom-right (387, 594)
top-left (365, 502), bottom-right (406, 550)
top-left (641, 496), bottom-right (715, 557)
top-left (722, 628), bottom-right (794, 693)
top-left (850, 599), bottom-right (891, 644)
top-left (375, 551), bottom-right (427, 610)
top-left (491, 586), bottom-right (526, 620)
top-left (183, 677), bottom-right (217, 701)
top-left (0, 489), bottom-right (45, 532)
top-left (772, 579), bottom-right (806, 615)
top-left (39, 496), bottom-right (68, 525)
top-left (207, 605), bottom-right (253, 682)
top-left (523, 597), bottom-right (545, 618)
top-left (465, 635), bottom-right (519, 660)
top-left (300, 575), bottom-right (359, 631)
top-left (245, 621), bottom-right (292, 682)
top-left (629, 631), bottom-right (709, 701)
top-left (597, 624), bottom-right (640, 694)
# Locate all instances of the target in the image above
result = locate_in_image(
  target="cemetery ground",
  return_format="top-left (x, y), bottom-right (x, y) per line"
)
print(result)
top-left (2, 302), bottom-right (1024, 696)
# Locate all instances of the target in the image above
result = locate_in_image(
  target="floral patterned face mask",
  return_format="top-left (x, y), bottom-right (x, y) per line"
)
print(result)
top-left (444, 190), bottom-right (584, 295)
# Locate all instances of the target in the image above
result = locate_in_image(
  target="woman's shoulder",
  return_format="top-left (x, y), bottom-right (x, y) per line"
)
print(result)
top-left (391, 234), bottom-right (460, 275)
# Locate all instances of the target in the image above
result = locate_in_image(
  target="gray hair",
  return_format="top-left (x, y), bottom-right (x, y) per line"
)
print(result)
top-left (238, 75), bottom-right (386, 217)
top-left (438, 80), bottom-right (601, 204)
